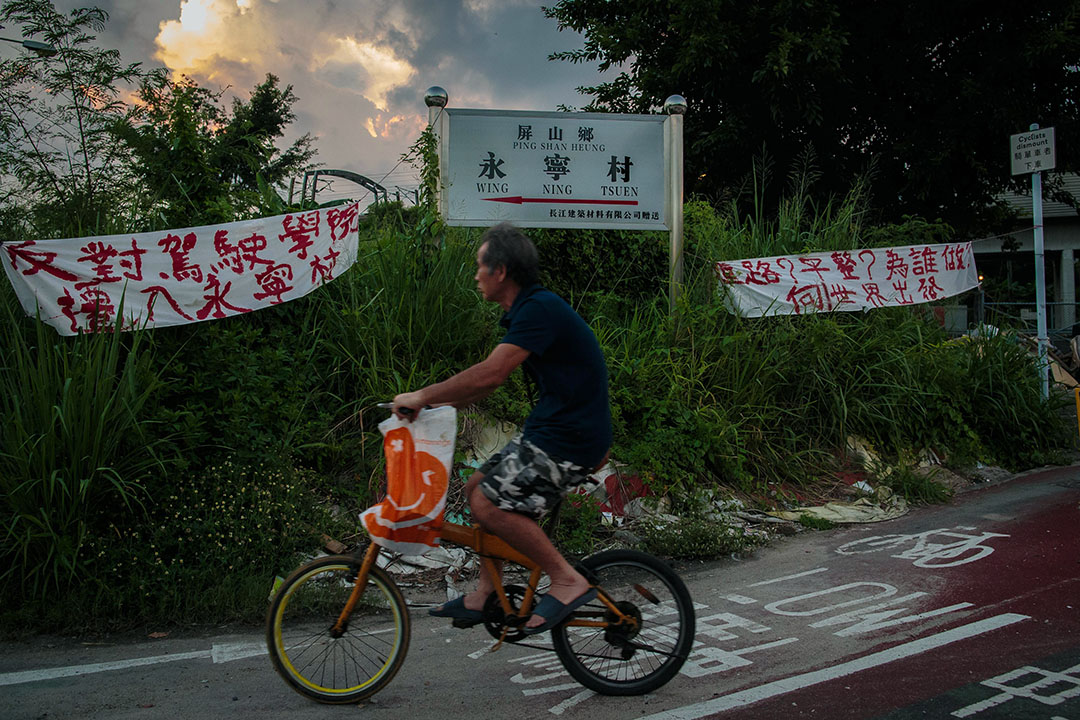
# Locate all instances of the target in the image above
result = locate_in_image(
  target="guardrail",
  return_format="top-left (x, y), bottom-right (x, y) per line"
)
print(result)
top-left (979, 301), bottom-right (1080, 343)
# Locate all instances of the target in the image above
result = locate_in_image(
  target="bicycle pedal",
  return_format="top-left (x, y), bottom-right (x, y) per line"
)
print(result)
top-left (489, 628), bottom-right (511, 653)
top-left (451, 617), bottom-right (483, 629)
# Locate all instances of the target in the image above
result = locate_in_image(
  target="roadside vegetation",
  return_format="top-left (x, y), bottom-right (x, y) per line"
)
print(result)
top-left (0, 1), bottom-right (1074, 634)
top-left (4, 185), bottom-right (1072, 632)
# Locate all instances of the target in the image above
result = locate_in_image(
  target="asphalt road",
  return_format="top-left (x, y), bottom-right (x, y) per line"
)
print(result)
top-left (3, 464), bottom-right (1078, 720)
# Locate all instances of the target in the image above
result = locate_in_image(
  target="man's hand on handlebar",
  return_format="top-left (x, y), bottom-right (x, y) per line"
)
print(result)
top-left (390, 391), bottom-right (424, 421)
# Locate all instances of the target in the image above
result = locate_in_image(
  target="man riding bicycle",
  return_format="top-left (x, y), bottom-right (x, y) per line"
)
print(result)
top-left (392, 222), bottom-right (612, 634)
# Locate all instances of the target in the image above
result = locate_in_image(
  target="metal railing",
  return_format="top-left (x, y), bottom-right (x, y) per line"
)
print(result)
top-left (979, 300), bottom-right (1080, 346)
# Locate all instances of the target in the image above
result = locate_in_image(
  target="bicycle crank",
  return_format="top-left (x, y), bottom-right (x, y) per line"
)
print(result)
top-left (482, 585), bottom-right (534, 642)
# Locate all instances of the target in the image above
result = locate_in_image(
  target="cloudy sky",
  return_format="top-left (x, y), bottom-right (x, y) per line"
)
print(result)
top-left (50, 0), bottom-right (611, 206)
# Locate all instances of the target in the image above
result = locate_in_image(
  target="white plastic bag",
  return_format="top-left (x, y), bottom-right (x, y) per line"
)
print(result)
top-left (360, 406), bottom-right (457, 555)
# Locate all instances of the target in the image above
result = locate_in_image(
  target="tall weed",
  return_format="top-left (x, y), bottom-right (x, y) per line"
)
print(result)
top-left (954, 332), bottom-right (1071, 467)
top-left (0, 287), bottom-right (165, 597)
top-left (585, 183), bottom-right (1070, 506)
top-left (313, 218), bottom-right (496, 485)
top-left (0, 168), bottom-right (1072, 629)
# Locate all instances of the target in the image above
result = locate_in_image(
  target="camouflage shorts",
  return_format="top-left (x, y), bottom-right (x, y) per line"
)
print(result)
top-left (476, 434), bottom-right (595, 519)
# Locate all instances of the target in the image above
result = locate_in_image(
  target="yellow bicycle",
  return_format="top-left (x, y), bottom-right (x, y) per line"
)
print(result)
top-left (266, 422), bottom-right (695, 703)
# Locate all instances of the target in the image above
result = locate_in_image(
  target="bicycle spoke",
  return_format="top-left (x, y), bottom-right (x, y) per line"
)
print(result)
top-left (552, 550), bottom-right (694, 695)
top-left (268, 559), bottom-right (410, 702)
top-left (341, 630), bottom-right (389, 676)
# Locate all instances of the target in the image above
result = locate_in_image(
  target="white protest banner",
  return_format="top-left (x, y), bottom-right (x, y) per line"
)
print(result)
top-left (2, 203), bottom-right (360, 335)
top-left (717, 242), bottom-right (979, 318)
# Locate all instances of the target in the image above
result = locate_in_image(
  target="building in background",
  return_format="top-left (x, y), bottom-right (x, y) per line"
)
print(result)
top-left (971, 174), bottom-right (1080, 346)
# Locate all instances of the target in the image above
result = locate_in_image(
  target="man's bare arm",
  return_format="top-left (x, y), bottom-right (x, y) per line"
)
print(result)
top-left (392, 343), bottom-right (530, 416)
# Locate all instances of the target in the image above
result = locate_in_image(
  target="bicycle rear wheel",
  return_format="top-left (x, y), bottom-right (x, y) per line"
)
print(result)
top-left (552, 549), bottom-right (695, 695)
top-left (266, 554), bottom-right (410, 703)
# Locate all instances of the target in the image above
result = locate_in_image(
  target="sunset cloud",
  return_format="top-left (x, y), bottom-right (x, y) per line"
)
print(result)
top-left (314, 37), bottom-right (415, 112)
top-left (51, 0), bottom-right (610, 193)
top-left (153, 0), bottom-right (420, 133)
top-left (365, 113), bottom-right (426, 141)
top-left (154, 0), bottom-right (237, 77)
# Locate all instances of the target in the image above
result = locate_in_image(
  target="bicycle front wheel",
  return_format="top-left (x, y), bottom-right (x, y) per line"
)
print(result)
top-left (552, 549), bottom-right (695, 695)
top-left (266, 555), bottom-right (410, 704)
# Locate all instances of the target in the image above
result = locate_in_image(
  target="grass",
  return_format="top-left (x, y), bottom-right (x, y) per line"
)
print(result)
top-left (640, 517), bottom-right (750, 560)
top-left (797, 514), bottom-right (839, 531)
top-left (877, 466), bottom-right (954, 506)
top-left (0, 292), bottom-right (166, 599)
top-left (0, 182), bottom-right (1073, 632)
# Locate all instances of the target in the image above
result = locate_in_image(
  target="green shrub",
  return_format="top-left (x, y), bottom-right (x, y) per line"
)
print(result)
top-left (640, 517), bottom-right (746, 559)
top-left (588, 193), bottom-right (1072, 506)
top-left (797, 514), bottom-right (838, 531)
top-left (531, 226), bottom-right (667, 306)
top-left (83, 458), bottom-right (350, 625)
top-left (2, 168), bottom-right (1074, 630)
top-left (549, 494), bottom-right (604, 557)
top-left (877, 465), bottom-right (953, 506)
top-left (146, 307), bottom-right (328, 460)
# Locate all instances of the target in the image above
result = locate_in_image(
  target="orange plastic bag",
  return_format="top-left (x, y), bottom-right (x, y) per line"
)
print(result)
top-left (360, 406), bottom-right (456, 555)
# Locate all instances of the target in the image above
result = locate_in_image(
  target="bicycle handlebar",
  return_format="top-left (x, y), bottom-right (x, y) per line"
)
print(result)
top-left (377, 402), bottom-right (417, 417)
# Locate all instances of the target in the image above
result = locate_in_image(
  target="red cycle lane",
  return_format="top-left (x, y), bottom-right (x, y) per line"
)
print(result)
top-left (638, 466), bottom-right (1080, 720)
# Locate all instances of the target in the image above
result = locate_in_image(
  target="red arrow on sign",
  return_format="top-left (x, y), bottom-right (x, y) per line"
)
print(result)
top-left (483, 196), bottom-right (638, 206)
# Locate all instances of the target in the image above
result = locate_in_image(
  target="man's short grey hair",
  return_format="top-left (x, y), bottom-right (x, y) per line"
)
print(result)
top-left (480, 222), bottom-right (539, 288)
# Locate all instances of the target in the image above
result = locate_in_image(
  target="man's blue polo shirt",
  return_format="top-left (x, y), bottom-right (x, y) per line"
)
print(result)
top-left (499, 284), bottom-right (612, 468)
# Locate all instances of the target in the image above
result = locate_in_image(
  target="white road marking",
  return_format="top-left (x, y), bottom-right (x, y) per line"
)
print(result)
top-left (636, 613), bottom-right (1030, 720)
top-left (522, 682), bottom-right (581, 695)
top-left (211, 641), bottom-right (267, 663)
top-left (0, 650), bottom-right (212, 686)
top-left (951, 662), bottom-right (1080, 717)
top-left (0, 641), bottom-right (273, 687)
top-left (548, 688), bottom-right (594, 715)
top-left (749, 568), bottom-right (828, 586)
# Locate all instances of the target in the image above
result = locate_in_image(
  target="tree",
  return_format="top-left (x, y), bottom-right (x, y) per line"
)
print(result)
top-left (0, 0), bottom-right (144, 239)
top-left (217, 74), bottom-right (315, 193)
top-left (0, 1), bottom-right (316, 238)
top-left (114, 72), bottom-right (316, 228)
top-left (545, 0), bottom-right (1080, 233)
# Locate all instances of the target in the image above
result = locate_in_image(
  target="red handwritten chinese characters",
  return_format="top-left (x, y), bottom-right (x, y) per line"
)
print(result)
top-left (2, 203), bottom-right (360, 335)
top-left (716, 243), bottom-right (978, 318)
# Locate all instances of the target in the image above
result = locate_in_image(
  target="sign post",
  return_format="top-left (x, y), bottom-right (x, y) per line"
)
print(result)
top-left (1010, 124), bottom-right (1056, 399)
top-left (665, 95), bottom-right (686, 312)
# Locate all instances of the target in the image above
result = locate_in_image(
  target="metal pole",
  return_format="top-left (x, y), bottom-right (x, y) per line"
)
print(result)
top-left (424, 86), bottom-right (448, 213)
top-left (425, 86), bottom-right (447, 126)
top-left (664, 95), bottom-right (687, 313)
top-left (1031, 124), bottom-right (1049, 398)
